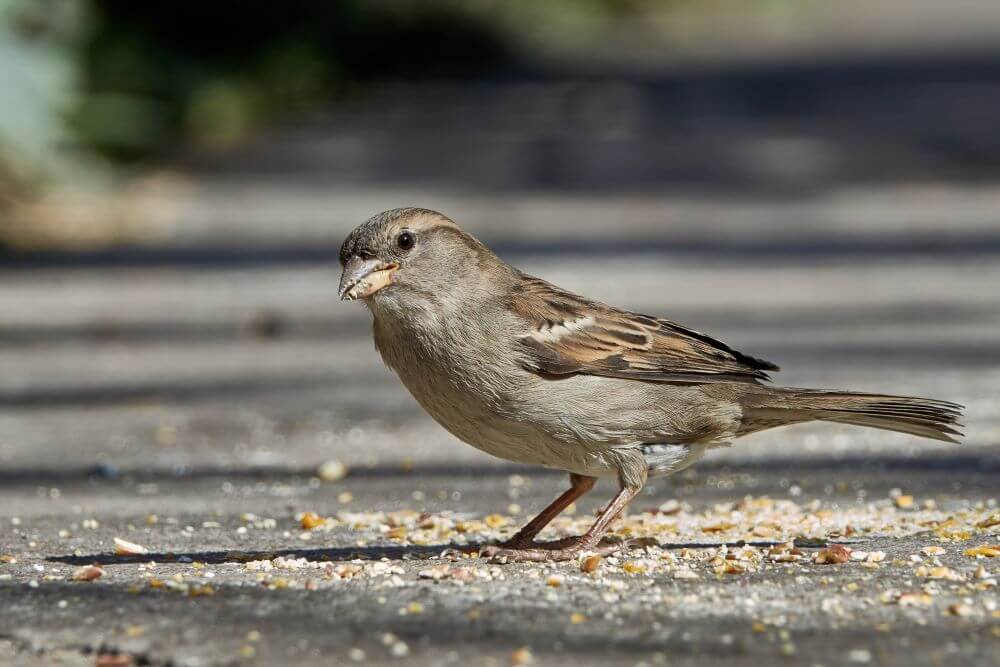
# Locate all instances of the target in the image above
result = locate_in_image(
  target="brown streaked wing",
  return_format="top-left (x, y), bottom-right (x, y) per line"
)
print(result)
top-left (509, 275), bottom-right (778, 384)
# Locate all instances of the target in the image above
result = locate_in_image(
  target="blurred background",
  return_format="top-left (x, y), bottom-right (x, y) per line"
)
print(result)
top-left (1, 0), bottom-right (998, 479)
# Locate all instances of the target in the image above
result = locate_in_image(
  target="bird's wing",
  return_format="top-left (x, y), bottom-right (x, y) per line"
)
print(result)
top-left (509, 275), bottom-right (779, 384)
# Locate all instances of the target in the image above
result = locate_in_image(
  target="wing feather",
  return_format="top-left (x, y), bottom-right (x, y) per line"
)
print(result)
top-left (510, 275), bottom-right (778, 384)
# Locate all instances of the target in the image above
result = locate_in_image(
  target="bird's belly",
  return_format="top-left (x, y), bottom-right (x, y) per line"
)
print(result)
top-left (416, 387), bottom-right (600, 471)
top-left (381, 344), bottom-right (735, 479)
top-left (641, 443), bottom-right (709, 478)
top-left (391, 363), bottom-right (618, 476)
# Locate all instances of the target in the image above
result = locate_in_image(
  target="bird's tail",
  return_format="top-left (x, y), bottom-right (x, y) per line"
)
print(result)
top-left (740, 388), bottom-right (964, 443)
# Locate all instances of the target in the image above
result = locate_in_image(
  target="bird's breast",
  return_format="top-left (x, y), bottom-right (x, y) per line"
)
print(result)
top-left (371, 312), bottom-right (583, 468)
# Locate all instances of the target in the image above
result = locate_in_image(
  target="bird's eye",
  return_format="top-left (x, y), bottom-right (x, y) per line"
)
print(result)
top-left (396, 231), bottom-right (415, 251)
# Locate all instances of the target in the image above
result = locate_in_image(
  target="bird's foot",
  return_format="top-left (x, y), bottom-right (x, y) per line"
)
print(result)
top-left (475, 535), bottom-right (542, 559)
top-left (475, 535), bottom-right (606, 559)
top-left (483, 536), bottom-right (653, 563)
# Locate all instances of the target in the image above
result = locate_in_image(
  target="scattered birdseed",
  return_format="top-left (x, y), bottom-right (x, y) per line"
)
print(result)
top-left (848, 648), bottom-right (872, 663)
top-left (187, 584), bottom-right (215, 597)
top-left (510, 647), bottom-right (533, 665)
top-left (580, 554), bottom-right (603, 573)
top-left (657, 499), bottom-right (682, 515)
top-left (418, 565), bottom-right (452, 580)
top-left (924, 566), bottom-right (962, 581)
top-left (113, 538), bottom-right (148, 556)
top-left (300, 512), bottom-right (326, 530)
top-left (622, 561), bottom-right (647, 574)
top-left (72, 565), bottom-right (104, 581)
top-left (896, 593), bottom-right (933, 607)
top-left (815, 545), bottom-right (852, 564)
top-left (317, 459), bottom-right (348, 482)
top-left (701, 522), bottom-right (736, 533)
top-left (964, 545), bottom-right (1000, 558)
top-left (948, 603), bottom-right (974, 617)
top-left (715, 561), bottom-right (745, 575)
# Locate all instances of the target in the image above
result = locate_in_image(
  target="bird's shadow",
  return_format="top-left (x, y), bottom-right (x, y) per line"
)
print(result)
top-left (49, 544), bottom-right (454, 566)
top-left (47, 538), bottom-right (838, 567)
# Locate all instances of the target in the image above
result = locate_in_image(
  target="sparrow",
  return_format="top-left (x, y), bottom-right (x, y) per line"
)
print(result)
top-left (338, 207), bottom-right (964, 562)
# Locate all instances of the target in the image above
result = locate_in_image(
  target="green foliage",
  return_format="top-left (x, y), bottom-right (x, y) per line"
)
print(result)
top-left (7, 0), bottom-right (813, 163)
top-left (54, 1), bottom-right (514, 161)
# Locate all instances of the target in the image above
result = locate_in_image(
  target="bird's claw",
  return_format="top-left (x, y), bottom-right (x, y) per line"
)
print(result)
top-left (482, 537), bottom-right (648, 563)
top-left (476, 538), bottom-right (535, 559)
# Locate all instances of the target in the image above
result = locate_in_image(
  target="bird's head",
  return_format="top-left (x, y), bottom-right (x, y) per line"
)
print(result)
top-left (338, 208), bottom-right (503, 311)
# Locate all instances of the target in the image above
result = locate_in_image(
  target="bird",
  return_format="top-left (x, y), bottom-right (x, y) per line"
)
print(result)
top-left (338, 207), bottom-right (964, 562)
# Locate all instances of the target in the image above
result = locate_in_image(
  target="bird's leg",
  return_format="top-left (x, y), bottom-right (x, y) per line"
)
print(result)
top-left (487, 478), bottom-right (643, 563)
top-left (477, 474), bottom-right (596, 557)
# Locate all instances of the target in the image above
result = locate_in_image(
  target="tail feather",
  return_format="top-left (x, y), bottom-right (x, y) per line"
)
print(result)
top-left (744, 388), bottom-right (965, 443)
top-left (819, 414), bottom-right (963, 443)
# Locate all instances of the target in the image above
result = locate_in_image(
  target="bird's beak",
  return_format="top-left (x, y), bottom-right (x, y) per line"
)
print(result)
top-left (339, 257), bottom-right (399, 301)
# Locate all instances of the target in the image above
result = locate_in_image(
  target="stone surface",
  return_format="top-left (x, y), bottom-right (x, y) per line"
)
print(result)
top-left (3, 59), bottom-right (1000, 665)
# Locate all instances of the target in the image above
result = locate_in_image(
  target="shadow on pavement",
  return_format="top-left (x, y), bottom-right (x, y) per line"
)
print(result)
top-left (0, 344), bottom-right (994, 410)
top-left (192, 51), bottom-right (1000, 192)
top-left (3, 454), bottom-right (995, 488)
top-left (6, 234), bottom-right (1000, 271)
top-left (50, 538), bottom-right (828, 567)
top-left (0, 371), bottom-right (399, 409)
top-left (0, 302), bottom-right (993, 348)
top-left (0, 462), bottom-right (559, 486)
